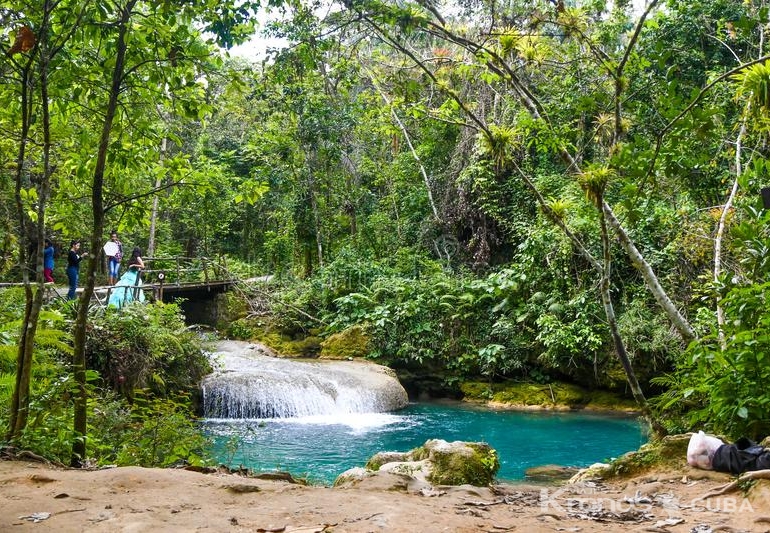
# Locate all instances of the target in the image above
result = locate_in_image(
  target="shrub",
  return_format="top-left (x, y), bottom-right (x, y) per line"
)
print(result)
top-left (655, 281), bottom-right (770, 440)
top-left (85, 302), bottom-right (210, 398)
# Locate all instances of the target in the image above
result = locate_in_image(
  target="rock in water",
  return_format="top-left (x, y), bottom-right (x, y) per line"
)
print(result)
top-left (336, 439), bottom-right (500, 488)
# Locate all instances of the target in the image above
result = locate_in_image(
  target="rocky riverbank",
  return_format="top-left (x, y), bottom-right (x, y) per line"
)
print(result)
top-left (2, 451), bottom-right (768, 532)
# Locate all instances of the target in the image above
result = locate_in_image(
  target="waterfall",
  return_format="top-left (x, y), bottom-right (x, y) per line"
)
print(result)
top-left (202, 341), bottom-right (409, 419)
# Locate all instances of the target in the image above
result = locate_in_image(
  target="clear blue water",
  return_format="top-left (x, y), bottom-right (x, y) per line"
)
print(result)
top-left (203, 401), bottom-right (647, 485)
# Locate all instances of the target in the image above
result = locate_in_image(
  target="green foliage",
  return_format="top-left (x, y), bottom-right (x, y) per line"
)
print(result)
top-left (114, 392), bottom-right (210, 468)
top-left (655, 204), bottom-right (770, 439)
top-left (733, 60), bottom-right (770, 130)
top-left (0, 288), bottom-right (212, 466)
top-left (9, 375), bottom-right (211, 467)
top-left (85, 303), bottom-right (210, 397)
top-left (535, 304), bottom-right (605, 373)
top-left (656, 281), bottom-right (770, 440)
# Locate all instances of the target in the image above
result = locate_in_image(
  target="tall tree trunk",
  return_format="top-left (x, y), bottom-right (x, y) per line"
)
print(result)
top-left (309, 176), bottom-right (323, 268)
top-left (13, 15), bottom-right (54, 439)
top-left (367, 72), bottom-right (441, 222)
top-left (306, 149), bottom-right (324, 268)
top-left (8, 51), bottom-right (36, 442)
top-left (71, 0), bottom-right (137, 466)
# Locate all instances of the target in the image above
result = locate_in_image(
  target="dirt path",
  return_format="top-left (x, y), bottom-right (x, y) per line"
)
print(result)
top-left (1, 459), bottom-right (768, 532)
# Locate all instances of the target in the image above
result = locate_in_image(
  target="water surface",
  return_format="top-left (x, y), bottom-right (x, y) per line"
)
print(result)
top-left (203, 401), bottom-right (647, 485)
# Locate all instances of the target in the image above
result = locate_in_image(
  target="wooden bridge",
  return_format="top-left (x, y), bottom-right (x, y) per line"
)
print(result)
top-left (2, 256), bottom-right (273, 324)
top-left (96, 255), bottom-right (239, 305)
top-left (15, 256), bottom-right (241, 310)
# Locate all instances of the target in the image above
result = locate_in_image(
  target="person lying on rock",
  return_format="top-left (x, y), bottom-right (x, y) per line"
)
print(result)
top-left (687, 430), bottom-right (770, 475)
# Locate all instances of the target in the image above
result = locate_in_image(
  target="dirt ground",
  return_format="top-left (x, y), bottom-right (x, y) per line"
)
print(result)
top-left (1, 459), bottom-right (768, 533)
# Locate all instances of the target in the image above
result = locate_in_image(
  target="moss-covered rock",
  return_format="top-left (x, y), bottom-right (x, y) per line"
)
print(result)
top-left (214, 292), bottom-right (249, 331)
top-left (320, 325), bottom-right (371, 359)
top-left (578, 434), bottom-right (691, 480)
top-left (224, 316), bottom-right (321, 357)
top-left (423, 440), bottom-right (499, 486)
top-left (459, 380), bottom-right (638, 412)
top-left (337, 439), bottom-right (499, 488)
top-left (365, 451), bottom-right (410, 471)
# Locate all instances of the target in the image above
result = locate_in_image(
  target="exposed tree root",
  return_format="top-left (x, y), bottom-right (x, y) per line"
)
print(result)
top-left (697, 469), bottom-right (770, 500)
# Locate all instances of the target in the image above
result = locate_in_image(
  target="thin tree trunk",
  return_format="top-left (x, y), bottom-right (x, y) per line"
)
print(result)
top-left (601, 202), bottom-right (695, 342)
top-left (147, 136), bottom-right (167, 258)
top-left (341, 150), bottom-right (358, 238)
top-left (368, 74), bottom-right (441, 222)
top-left (309, 175), bottom-right (324, 268)
top-left (8, 2), bottom-right (80, 441)
top-left (714, 121), bottom-right (745, 347)
top-left (306, 148), bottom-right (324, 268)
top-left (599, 207), bottom-right (666, 438)
top-left (71, 0), bottom-right (137, 466)
top-left (14, 15), bottom-right (54, 438)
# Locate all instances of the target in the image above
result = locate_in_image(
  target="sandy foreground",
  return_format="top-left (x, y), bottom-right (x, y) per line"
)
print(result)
top-left (1, 459), bottom-right (768, 533)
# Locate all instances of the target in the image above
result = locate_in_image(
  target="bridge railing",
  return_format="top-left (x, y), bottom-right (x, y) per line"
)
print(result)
top-left (140, 255), bottom-right (232, 287)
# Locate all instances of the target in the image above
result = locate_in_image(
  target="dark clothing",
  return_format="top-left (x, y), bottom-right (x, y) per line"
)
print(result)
top-left (712, 438), bottom-right (770, 475)
top-left (67, 250), bottom-right (84, 268)
top-left (67, 250), bottom-right (85, 299)
top-left (67, 265), bottom-right (79, 299)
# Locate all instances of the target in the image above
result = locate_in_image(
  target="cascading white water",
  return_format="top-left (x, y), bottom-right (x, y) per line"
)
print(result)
top-left (202, 341), bottom-right (409, 419)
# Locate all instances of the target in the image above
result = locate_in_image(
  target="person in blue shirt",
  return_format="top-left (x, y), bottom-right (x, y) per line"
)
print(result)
top-left (66, 240), bottom-right (88, 300)
top-left (43, 239), bottom-right (55, 283)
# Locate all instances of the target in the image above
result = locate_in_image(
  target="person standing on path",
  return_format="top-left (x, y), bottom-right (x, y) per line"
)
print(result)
top-left (43, 239), bottom-right (55, 283)
top-left (66, 240), bottom-right (88, 300)
top-left (108, 247), bottom-right (146, 309)
top-left (104, 231), bottom-right (123, 285)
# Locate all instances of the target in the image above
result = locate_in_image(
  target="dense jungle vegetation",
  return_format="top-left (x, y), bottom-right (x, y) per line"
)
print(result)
top-left (2, 0), bottom-right (770, 467)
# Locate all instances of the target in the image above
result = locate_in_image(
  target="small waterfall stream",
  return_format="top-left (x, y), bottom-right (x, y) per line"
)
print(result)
top-left (201, 341), bottom-right (409, 419)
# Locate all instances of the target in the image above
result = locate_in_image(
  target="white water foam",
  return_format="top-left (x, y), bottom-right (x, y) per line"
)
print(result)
top-left (201, 341), bottom-right (409, 419)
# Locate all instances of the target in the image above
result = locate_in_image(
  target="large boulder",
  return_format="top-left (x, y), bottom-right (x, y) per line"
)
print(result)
top-left (335, 439), bottom-right (499, 489)
top-left (320, 325), bottom-right (371, 359)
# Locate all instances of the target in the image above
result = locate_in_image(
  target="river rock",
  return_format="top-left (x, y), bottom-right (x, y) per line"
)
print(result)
top-left (568, 462), bottom-right (611, 483)
top-left (525, 464), bottom-right (579, 481)
top-left (335, 439), bottom-right (499, 489)
top-left (365, 451), bottom-right (411, 470)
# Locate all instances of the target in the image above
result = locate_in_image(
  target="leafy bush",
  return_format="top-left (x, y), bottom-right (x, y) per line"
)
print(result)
top-left (655, 281), bottom-right (770, 440)
top-left (655, 206), bottom-right (770, 439)
top-left (14, 376), bottom-right (210, 467)
top-left (0, 288), bottom-right (212, 466)
top-left (85, 302), bottom-right (210, 398)
top-left (113, 392), bottom-right (210, 467)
